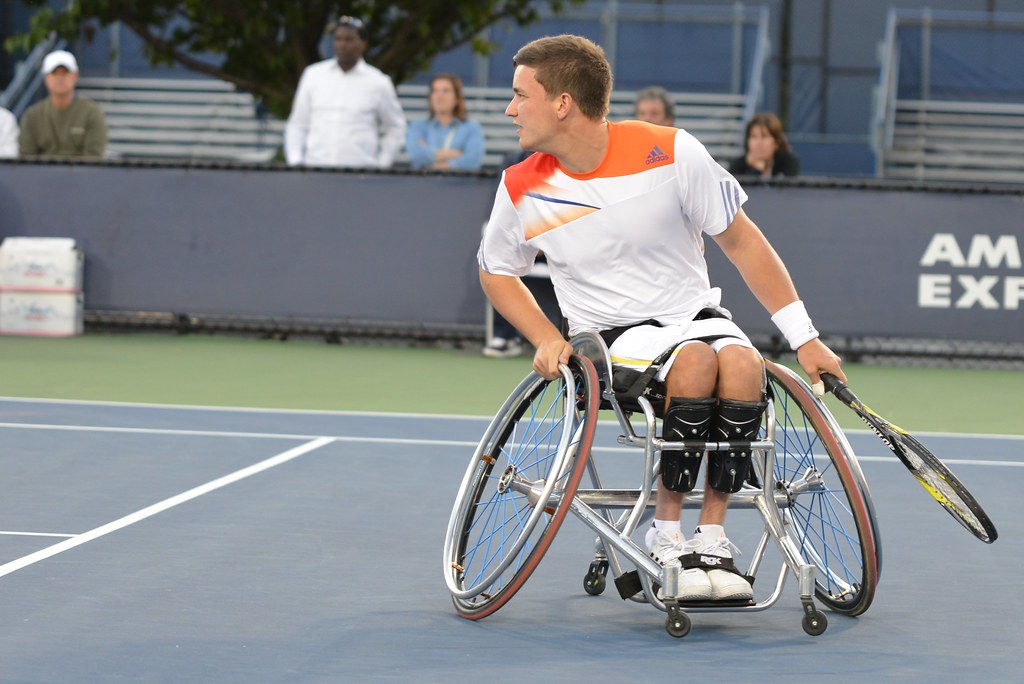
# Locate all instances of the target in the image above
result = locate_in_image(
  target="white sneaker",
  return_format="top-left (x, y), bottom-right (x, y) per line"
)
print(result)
top-left (482, 337), bottom-right (524, 358)
top-left (693, 534), bottom-right (753, 601)
top-left (645, 527), bottom-right (712, 601)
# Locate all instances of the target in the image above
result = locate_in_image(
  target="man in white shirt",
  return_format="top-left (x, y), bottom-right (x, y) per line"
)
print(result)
top-left (285, 16), bottom-right (406, 168)
top-left (0, 106), bottom-right (19, 158)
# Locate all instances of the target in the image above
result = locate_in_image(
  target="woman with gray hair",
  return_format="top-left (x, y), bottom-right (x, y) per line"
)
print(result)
top-left (634, 85), bottom-right (675, 126)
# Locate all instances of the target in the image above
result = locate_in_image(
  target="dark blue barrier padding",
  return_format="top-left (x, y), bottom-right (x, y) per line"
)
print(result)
top-left (0, 162), bottom-right (497, 327)
top-left (705, 182), bottom-right (1024, 343)
top-left (1, 161), bottom-right (1021, 343)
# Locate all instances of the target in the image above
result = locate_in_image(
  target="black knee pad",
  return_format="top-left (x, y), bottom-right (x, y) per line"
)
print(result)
top-left (708, 398), bottom-right (767, 493)
top-left (660, 397), bottom-right (716, 493)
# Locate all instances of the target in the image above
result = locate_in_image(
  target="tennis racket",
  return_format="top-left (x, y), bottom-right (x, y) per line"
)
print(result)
top-left (821, 373), bottom-right (998, 544)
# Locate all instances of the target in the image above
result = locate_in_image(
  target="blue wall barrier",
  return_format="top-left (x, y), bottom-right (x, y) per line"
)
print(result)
top-left (705, 182), bottom-right (1024, 344)
top-left (0, 163), bottom-right (495, 330)
top-left (1, 161), bottom-right (1021, 345)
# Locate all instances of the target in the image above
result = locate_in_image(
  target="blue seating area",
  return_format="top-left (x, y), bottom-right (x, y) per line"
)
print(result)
top-left (873, 9), bottom-right (1024, 185)
top-left (71, 79), bottom-right (749, 168)
top-left (5, 3), bottom-right (1024, 184)
top-left (75, 77), bottom-right (283, 163)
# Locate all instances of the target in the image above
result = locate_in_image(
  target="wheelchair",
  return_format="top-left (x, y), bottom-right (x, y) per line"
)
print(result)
top-left (443, 332), bottom-right (881, 638)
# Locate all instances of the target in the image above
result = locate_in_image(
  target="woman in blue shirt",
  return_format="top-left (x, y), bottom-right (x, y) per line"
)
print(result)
top-left (406, 73), bottom-right (484, 171)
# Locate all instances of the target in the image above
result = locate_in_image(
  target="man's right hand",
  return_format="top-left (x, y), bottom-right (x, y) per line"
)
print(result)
top-left (533, 337), bottom-right (573, 380)
top-left (479, 269), bottom-right (567, 379)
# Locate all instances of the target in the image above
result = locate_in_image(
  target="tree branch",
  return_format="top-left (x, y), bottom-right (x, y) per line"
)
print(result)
top-left (122, 17), bottom-right (285, 101)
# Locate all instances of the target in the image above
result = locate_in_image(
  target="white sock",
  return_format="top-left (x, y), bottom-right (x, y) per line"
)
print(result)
top-left (654, 519), bottom-right (681, 533)
top-left (694, 524), bottom-right (724, 542)
top-left (646, 519), bottom-right (681, 550)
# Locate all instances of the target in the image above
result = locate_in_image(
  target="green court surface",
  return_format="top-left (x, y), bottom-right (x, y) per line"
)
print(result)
top-left (1, 332), bottom-right (1022, 435)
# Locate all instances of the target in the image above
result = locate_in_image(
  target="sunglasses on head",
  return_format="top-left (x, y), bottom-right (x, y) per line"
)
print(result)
top-left (336, 15), bottom-right (366, 36)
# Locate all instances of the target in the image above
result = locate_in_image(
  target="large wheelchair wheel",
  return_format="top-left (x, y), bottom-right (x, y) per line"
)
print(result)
top-left (443, 354), bottom-right (600, 619)
top-left (765, 361), bottom-right (881, 617)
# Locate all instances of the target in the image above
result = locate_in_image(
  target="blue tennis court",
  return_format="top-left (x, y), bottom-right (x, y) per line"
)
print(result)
top-left (0, 397), bottom-right (1020, 682)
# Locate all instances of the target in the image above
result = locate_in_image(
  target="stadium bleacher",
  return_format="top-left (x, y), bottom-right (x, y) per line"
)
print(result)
top-left (872, 9), bottom-right (1024, 186)
top-left (880, 99), bottom-right (1024, 185)
top-left (397, 84), bottom-right (746, 168)
top-left (76, 77), bottom-right (746, 168)
top-left (75, 77), bottom-right (284, 163)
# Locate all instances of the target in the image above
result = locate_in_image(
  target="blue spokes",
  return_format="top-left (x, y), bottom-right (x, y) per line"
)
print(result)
top-left (772, 384), bottom-right (865, 601)
top-left (458, 372), bottom-right (580, 599)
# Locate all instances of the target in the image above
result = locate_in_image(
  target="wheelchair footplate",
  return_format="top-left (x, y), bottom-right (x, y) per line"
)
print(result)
top-left (614, 569), bottom-right (756, 606)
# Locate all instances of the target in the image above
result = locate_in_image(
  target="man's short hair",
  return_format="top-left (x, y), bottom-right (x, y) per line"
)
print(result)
top-left (513, 35), bottom-right (612, 120)
top-left (635, 86), bottom-right (674, 122)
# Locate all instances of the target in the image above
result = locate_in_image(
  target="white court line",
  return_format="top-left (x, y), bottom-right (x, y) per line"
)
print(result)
top-left (0, 421), bottom-right (334, 441)
top-left (0, 530), bottom-right (76, 538)
top-left (3, 395), bottom-right (1024, 442)
top-left (2, 421), bottom-right (1021, 467)
top-left (0, 436), bottom-right (334, 579)
top-left (589, 446), bottom-right (1024, 467)
top-left (0, 422), bottom-right (473, 447)
top-left (847, 455), bottom-right (1024, 467)
top-left (0, 395), bottom-right (493, 422)
top-left (793, 453), bottom-right (1024, 467)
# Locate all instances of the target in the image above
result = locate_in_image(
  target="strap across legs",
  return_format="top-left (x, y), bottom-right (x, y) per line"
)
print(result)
top-left (601, 309), bottom-right (743, 405)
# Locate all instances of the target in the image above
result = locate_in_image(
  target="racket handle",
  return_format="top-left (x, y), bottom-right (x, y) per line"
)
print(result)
top-left (821, 372), bottom-right (858, 405)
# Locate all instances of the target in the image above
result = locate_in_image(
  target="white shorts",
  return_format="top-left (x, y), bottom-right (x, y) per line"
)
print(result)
top-left (607, 318), bottom-right (758, 383)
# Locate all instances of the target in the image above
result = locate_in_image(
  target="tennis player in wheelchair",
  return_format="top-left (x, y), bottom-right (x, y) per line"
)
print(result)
top-left (478, 34), bottom-right (847, 602)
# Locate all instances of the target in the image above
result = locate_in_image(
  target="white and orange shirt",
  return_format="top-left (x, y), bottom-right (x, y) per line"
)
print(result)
top-left (478, 120), bottom-right (747, 335)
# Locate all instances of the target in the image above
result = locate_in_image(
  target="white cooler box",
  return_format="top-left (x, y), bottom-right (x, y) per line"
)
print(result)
top-left (0, 237), bottom-right (85, 336)
top-left (0, 237), bottom-right (84, 291)
top-left (0, 291), bottom-right (84, 336)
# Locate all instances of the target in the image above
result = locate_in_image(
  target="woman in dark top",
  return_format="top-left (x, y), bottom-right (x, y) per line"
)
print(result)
top-left (729, 112), bottom-right (800, 177)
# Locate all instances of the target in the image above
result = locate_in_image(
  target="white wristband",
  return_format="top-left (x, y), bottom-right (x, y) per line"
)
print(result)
top-left (771, 300), bottom-right (819, 350)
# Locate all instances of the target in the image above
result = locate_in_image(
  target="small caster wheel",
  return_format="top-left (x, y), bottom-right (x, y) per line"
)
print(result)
top-left (665, 606), bottom-right (691, 638)
top-left (802, 610), bottom-right (828, 636)
top-left (583, 560), bottom-right (608, 596)
top-left (583, 573), bottom-right (606, 595)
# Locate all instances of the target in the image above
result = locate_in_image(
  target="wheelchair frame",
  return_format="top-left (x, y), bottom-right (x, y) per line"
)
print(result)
top-left (443, 333), bottom-right (881, 638)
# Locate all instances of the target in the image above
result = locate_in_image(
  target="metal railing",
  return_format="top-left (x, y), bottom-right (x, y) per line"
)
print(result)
top-left (871, 9), bottom-right (900, 177)
top-left (0, 35), bottom-right (63, 116)
top-left (742, 5), bottom-right (770, 122)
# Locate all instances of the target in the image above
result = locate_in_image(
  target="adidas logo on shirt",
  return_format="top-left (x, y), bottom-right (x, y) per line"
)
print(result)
top-left (645, 145), bottom-right (670, 165)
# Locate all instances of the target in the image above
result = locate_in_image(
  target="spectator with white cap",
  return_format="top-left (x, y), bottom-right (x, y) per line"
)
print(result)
top-left (19, 49), bottom-right (107, 158)
top-left (0, 106), bottom-right (17, 158)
